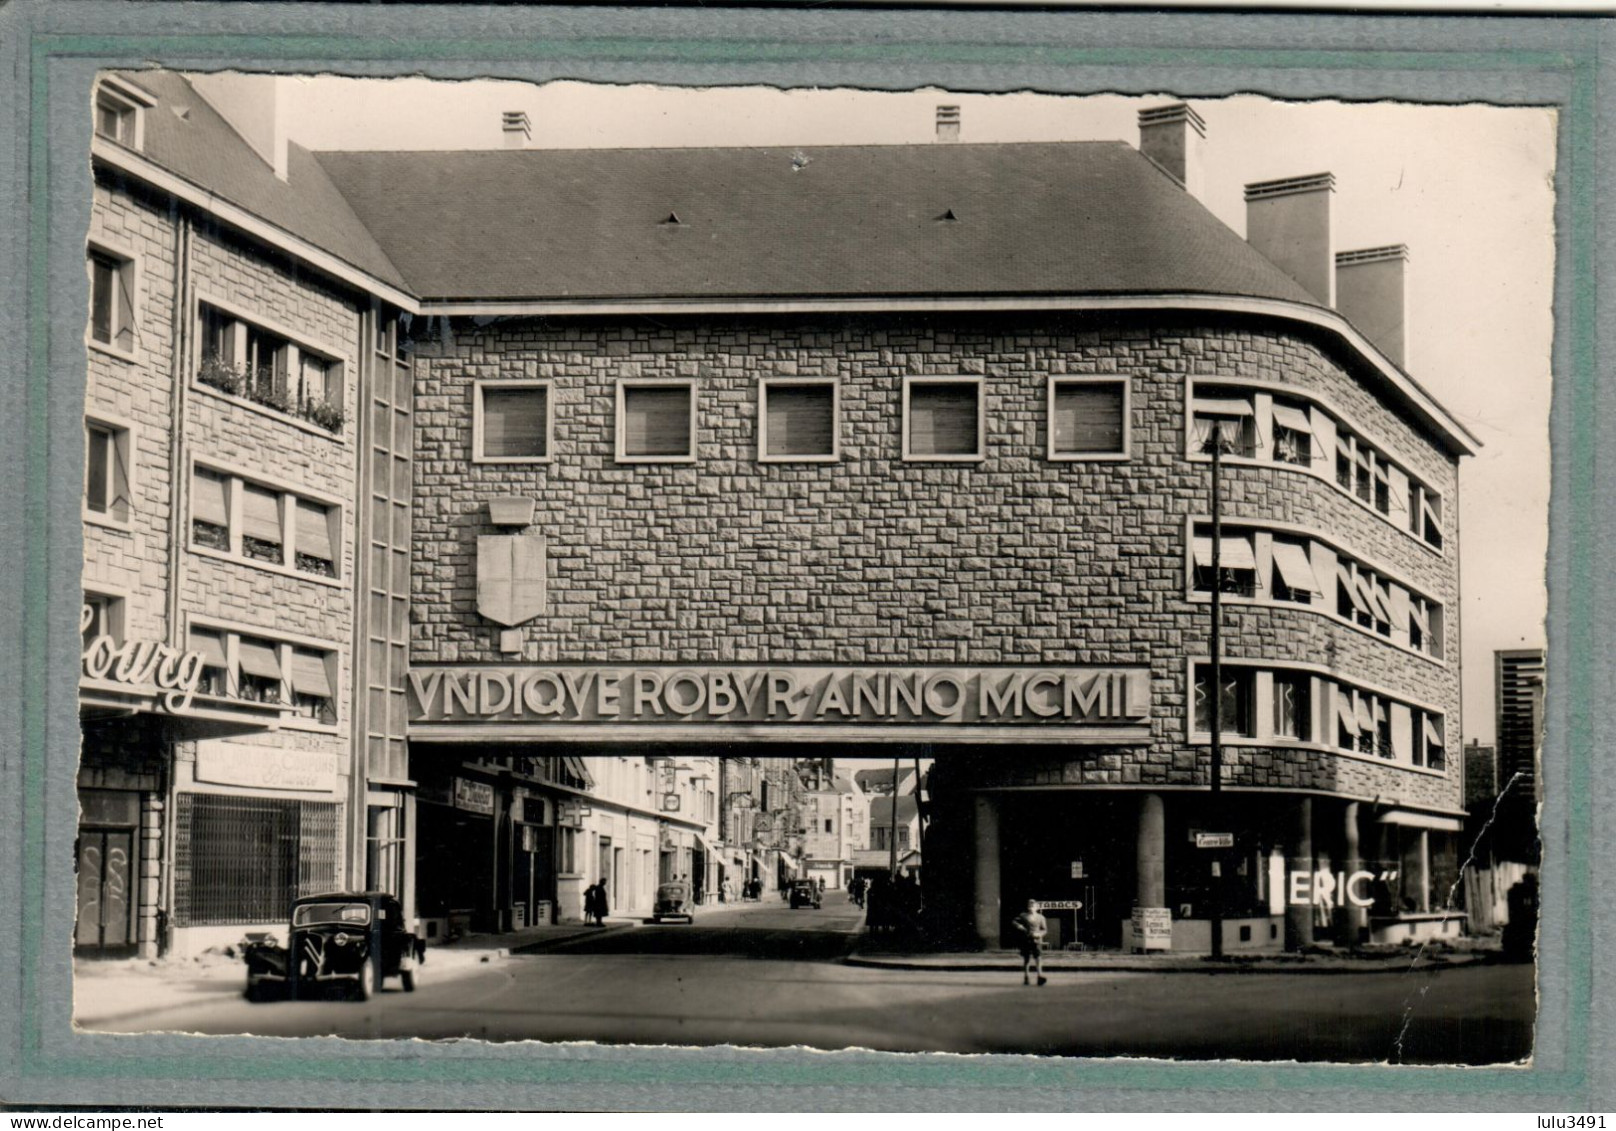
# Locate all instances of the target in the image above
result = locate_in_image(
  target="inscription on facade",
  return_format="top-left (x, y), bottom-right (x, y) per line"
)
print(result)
top-left (408, 665), bottom-right (1151, 727)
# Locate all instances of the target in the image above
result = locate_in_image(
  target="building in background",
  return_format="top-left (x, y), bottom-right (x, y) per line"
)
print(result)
top-left (1493, 649), bottom-right (1545, 865)
top-left (80, 75), bottom-right (1486, 956)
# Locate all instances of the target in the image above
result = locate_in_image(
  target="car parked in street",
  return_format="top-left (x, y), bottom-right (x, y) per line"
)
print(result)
top-left (242, 891), bottom-right (423, 1002)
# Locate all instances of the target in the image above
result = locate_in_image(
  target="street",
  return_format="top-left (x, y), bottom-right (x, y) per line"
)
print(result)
top-left (78, 899), bottom-right (1535, 1063)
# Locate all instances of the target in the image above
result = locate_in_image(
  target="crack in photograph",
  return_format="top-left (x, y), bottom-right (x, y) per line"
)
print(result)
top-left (71, 70), bottom-right (1550, 1064)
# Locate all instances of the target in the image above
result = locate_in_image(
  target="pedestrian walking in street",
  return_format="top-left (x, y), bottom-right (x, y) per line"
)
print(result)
top-left (585, 879), bottom-right (610, 926)
top-left (1012, 899), bottom-right (1049, 986)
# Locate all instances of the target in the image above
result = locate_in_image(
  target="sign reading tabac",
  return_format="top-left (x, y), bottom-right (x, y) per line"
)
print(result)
top-left (408, 665), bottom-right (1151, 732)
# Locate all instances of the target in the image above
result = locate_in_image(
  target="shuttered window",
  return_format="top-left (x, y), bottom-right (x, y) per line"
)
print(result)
top-left (1050, 379), bottom-right (1126, 457)
top-left (191, 464), bottom-right (339, 579)
top-left (192, 467), bottom-right (229, 528)
top-left (237, 637), bottom-right (283, 681)
top-left (906, 379), bottom-right (981, 459)
top-left (762, 382), bottom-right (836, 459)
top-left (290, 648), bottom-right (335, 698)
top-left (478, 383), bottom-right (550, 461)
top-left (295, 498), bottom-right (335, 577)
top-left (620, 383), bottom-right (694, 459)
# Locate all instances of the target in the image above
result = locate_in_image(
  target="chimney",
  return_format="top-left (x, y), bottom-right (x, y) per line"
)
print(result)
top-left (188, 72), bottom-right (289, 181)
top-left (502, 110), bottom-right (531, 149)
top-left (1335, 245), bottom-right (1410, 368)
top-left (1137, 103), bottom-right (1205, 197)
top-left (935, 105), bottom-right (960, 143)
top-left (1244, 173), bottom-right (1336, 306)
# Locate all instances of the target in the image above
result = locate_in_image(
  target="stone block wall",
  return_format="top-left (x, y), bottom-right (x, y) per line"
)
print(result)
top-left (410, 312), bottom-right (1463, 814)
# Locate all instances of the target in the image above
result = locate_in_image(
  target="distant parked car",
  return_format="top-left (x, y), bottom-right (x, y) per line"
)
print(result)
top-left (652, 881), bottom-right (696, 923)
top-left (242, 891), bottom-right (423, 1002)
top-left (788, 880), bottom-right (822, 909)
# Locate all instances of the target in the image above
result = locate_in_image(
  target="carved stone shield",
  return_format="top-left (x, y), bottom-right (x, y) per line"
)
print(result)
top-left (476, 532), bottom-right (546, 627)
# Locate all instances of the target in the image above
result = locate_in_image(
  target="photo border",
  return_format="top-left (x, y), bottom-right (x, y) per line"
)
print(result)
top-left (0, 3), bottom-right (1605, 1110)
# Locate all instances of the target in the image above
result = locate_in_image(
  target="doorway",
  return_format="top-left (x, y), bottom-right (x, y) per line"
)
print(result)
top-left (76, 827), bottom-right (137, 954)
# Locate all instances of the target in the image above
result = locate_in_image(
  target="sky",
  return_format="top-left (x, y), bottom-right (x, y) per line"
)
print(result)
top-left (279, 78), bottom-right (1556, 744)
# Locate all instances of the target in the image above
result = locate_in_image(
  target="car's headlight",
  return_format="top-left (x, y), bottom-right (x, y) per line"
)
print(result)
top-left (334, 933), bottom-right (350, 946)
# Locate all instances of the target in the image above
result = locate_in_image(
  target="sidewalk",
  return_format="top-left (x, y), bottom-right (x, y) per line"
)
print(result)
top-left (845, 933), bottom-right (1505, 975)
top-left (449, 916), bottom-right (638, 957)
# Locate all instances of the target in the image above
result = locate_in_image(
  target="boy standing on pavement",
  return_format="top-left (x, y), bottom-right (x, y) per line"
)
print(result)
top-left (1011, 899), bottom-right (1049, 986)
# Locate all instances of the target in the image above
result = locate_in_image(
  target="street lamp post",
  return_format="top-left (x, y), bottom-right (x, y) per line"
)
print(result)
top-left (1207, 424), bottom-right (1226, 961)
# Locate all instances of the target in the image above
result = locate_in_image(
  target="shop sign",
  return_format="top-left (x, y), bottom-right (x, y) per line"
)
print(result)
top-left (193, 740), bottom-right (339, 793)
top-left (1131, 906), bottom-right (1173, 950)
top-left (408, 665), bottom-right (1151, 728)
top-left (1195, 832), bottom-right (1235, 849)
top-left (1069, 861), bottom-right (1084, 879)
top-left (1039, 899), bottom-right (1084, 910)
top-left (454, 777), bottom-right (495, 816)
top-left (1288, 868), bottom-right (1399, 910)
top-left (81, 606), bottom-right (204, 712)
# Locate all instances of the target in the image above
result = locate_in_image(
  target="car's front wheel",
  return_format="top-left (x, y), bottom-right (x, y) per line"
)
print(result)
top-left (354, 960), bottom-right (375, 1002)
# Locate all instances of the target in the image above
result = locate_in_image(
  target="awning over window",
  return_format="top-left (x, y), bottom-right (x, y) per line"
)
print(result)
top-left (237, 638), bottom-right (283, 681)
top-left (241, 483), bottom-right (282, 544)
top-left (192, 468), bottom-right (229, 528)
top-left (1192, 534), bottom-right (1256, 570)
top-left (1335, 694), bottom-right (1358, 735)
top-left (289, 649), bottom-right (334, 697)
top-left (563, 755), bottom-right (595, 789)
top-left (1423, 715), bottom-right (1445, 748)
top-left (1271, 541), bottom-right (1323, 594)
top-left (1375, 809), bottom-right (1462, 832)
top-left (1421, 494), bottom-right (1444, 535)
top-left (1369, 579), bottom-right (1395, 624)
top-left (1338, 565), bottom-right (1371, 613)
top-left (187, 628), bottom-right (228, 670)
top-left (1409, 598), bottom-right (1431, 637)
top-left (1270, 403), bottom-right (1313, 433)
top-left (1354, 695), bottom-right (1376, 734)
top-left (1192, 396), bottom-right (1253, 418)
top-left (295, 499), bottom-right (333, 561)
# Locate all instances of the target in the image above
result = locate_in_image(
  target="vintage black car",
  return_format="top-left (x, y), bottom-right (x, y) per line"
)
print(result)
top-left (242, 891), bottom-right (423, 1002)
top-left (651, 881), bottom-right (695, 924)
top-left (788, 879), bottom-right (822, 909)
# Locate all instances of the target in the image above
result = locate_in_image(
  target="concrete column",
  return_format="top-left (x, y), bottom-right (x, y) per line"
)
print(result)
top-left (1285, 796), bottom-right (1314, 950)
top-left (1416, 829), bottom-right (1430, 913)
top-left (1336, 800), bottom-right (1366, 948)
top-left (972, 794), bottom-right (1000, 949)
top-left (1136, 792), bottom-right (1166, 908)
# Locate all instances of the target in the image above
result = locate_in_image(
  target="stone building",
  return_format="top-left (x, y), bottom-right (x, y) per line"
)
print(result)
top-left (79, 71), bottom-right (417, 957)
top-left (81, 76), bottom-right (1476, 955)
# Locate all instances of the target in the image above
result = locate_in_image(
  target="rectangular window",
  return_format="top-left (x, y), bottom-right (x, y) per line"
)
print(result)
top-left (1193, 665), bottom-right (1253, 737)
top-left (1050, 378), bottom-right (1127, 459)
top-left (1272, 673), bottom-right (1310, 740)
top-left (1410, 481), bottom-right (1444, 550)
top-left (94, 89), bottom-right (139, 146)
top-left (760, 380), bottom-right (837, 460)
top-left (245, 325), bottom-right (291, 403)
top-left (1270, 400), bottom-right (1313, 466)
top-left (240, 483), bottom-right (284, 565)
top-left (1336, 434), bottom-right (1354, 491)
top-left (476, 381), bottom-right (551, 462)
top-left (1417, 711), bottom-right (1447, 772)
top-left (1191, 531), bottom-right (1258, 597)
top-left (81, 592), bottom-right (125, 649)
top-left (294, 498), bottom-right (336, 578)
top-left (1270, 538), bottom-right (1322, 604)
top-left (196, 304), bottom-right (345, 434)
top-left (1192, 395), bottom-right (1256, 458)
top-left (83, 419), bottom-right (132, 524)
top-left (905, 377), bottom-right (982, 460)
top-left (87, 249), bottom-right (135, 354)
top-left (618, 381), bottom-right (695, 461)
top-left (236, 636), bottom-right (284, 704)
top-left (188, 627), bottom-right (230, 698)
top-left (289, 647), bottom-right (337, 724)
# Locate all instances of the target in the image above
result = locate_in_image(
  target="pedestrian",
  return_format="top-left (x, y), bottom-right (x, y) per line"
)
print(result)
top-left (585, 878), bottom-right (610, 926)
top-left (1011, 898), bottom-right (1049, 986)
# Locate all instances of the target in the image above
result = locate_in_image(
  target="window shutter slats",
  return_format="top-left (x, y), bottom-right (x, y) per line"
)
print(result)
top-left (290, 649), bottom-right (334, 697)
top-left (241, 483), bottom-right (282, 543)
top-left (1270, 403), bottom-right (1312, 433)
top-left (481, 386), bottom-right (548, 458)
top-left (114, 265), bottom-right (135, 352)
top-left (909, 383), bottom-right (978, 456)
top-left (766, 385), bottom-right (834, 456)
top-left (623, 386), bottom-right (691, 457)
top-left (192, 468), bottom-right (229, 527)
top-left (295, 499), bottom-right (333, 561)
top-left (1053, 383), bottom-right (1124, 454)
top-left (1192, 396), bottom-right (1253, 417)
top-left (237, 638), bottom-right (283, 680)
top-left (1335, 692), bottom-right (1358, 735)
top-left (187, 628), bottom-right (228, 669)
top-left (1271, 541), bottom-right (1322, 593)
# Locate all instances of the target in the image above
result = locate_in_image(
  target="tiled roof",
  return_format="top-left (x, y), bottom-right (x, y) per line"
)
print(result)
top-left (111, 72), bottom-right (409, 292)
top-left (312, 141), bottom-right (1318, 305)
top-left (868, 795), bottom-right (920, 826)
